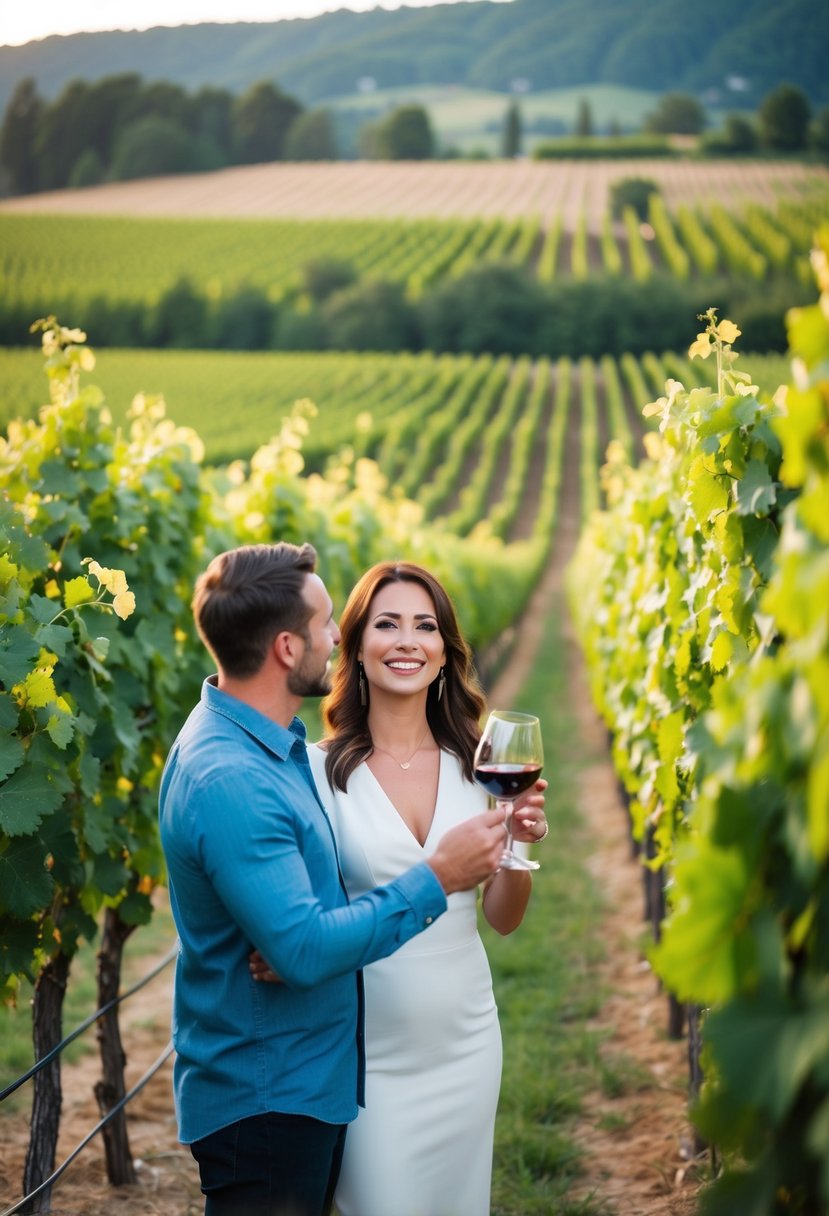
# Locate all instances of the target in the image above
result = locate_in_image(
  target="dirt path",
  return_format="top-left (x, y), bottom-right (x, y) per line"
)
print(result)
top-left (489, 402), bottom-right (703, 1214)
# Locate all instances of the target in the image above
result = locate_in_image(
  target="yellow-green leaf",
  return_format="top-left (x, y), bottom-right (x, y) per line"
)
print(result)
top-left (24, 667), bottom-right (57, 709)
top-left (711, 630), bottom-right (734, 673)
top-left (63, 576), bottom-right (95, 609)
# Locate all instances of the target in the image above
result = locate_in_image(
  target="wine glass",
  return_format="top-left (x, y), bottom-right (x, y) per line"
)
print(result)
top-left (473, 710), bottom-right (544, 871)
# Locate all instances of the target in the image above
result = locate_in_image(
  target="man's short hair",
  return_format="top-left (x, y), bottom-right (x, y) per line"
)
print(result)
top-left (193, 542), bottom-right (317, 678)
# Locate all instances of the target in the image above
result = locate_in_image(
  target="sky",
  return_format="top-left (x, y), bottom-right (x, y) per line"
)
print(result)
top-left (1, 0), bottom-right (498, 48)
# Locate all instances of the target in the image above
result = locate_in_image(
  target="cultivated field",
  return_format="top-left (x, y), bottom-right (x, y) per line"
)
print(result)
top-left (1, 158), bottom-right (827, 225)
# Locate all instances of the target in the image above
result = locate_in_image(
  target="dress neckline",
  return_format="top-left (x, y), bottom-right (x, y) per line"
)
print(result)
top-left (361, 749), bottom-right (444, 850)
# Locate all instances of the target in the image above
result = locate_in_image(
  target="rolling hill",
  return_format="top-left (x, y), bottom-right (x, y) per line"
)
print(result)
top-left (1, 0), bottom-right (826, 120)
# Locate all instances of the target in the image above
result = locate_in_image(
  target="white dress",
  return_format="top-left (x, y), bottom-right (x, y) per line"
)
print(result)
top-left (307, 744), bottom-right (502, 1216)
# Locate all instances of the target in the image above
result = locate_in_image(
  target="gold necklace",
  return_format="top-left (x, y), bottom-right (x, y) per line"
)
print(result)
top-left (371, 724), bottom-right (432, 770)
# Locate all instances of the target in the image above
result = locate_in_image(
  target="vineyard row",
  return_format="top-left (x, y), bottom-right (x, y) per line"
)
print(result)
top-left (0, 346), bottom-right (791, 532)
top-left (2, 192), bottom-right (828, 318)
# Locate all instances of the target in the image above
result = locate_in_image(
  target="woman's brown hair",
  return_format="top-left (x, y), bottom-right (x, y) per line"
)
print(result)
top-left (323, 562), bottom-right (485, 791)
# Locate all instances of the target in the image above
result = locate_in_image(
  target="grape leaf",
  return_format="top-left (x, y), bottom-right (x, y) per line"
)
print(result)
top-left (34, 621), bottom-right (74, 658)
top-left (652, 841), bottom-right (753, 1004)
top-left (0, 766), bottom-right (64, 836)
top-left (0, 693), bottom-right (18, 730)
top-left (0, 835), bottom-right (54, 917)
top-left (0, 734), bottom-right (25, 782)
top-left (0, 918), bottom-right (41, 984)
top-left (735, 459), bottom-right (777, 517)
top-left (27, 593), bottom-right (60, 625)
top-left (705, 994), bottom-right (829, 1122)
top-left (117, 890), bottom-right (154, 926)
top-left (45, 711), bottom-right (75, 750)
top-left (0, 629), bottom-right (41, 686)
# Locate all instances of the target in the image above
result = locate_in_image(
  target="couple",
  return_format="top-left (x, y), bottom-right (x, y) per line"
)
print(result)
top-left (158, 542), bottom-right (548, 1216)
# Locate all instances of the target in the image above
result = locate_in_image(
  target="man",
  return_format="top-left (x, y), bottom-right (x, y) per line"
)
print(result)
top-left (159, 542), bottom-right (506, 1216)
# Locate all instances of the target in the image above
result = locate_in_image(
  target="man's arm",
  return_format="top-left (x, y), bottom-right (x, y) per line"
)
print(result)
top-left (200, 772), bottom-right (505, 990)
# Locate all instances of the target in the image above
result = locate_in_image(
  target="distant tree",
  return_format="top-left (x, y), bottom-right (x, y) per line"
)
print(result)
top-left (274, 307), bottom-right (329, 351)
top-left (0, 77), bottom-right (43, 194)
top-left (644, 92), bottom-right (706, 135)
top-left (87, 74), bottom-right (146, 163)
top-left (575, 98), bottom-right (593, 138)
top-left (302, 258), bottom-right (358, 303)
top-left (34, 80), bottom-right (97, 189)
top-left (759, 83), bottom-right (811, 151)
top-left (323, 280), bottom-right (420, 350)
top-left (501, 101), bottom-right (523, 158)
top-left (420, 263), bottom-right (549, 355)
top-left (35, 74), bottom-right (147, 189)
top-left (723, 113), bottom-right (758, 152)
top-left (232, 81), bottom-right (302, 164)
top-left (110, 116), bottom-right (194, 179)
top-left (68, 148), bottom-right (106, 189)
top-left (607, 117), bottom-right (622, 138)
top-left (375, 105), bottom-right (435, 160)
top-left (284, 109), bottom-right (339, 161)
top-left (147, 278), bottom-right (209, 347)
top-left (212, 287), bottom-right (274, 350)
top-left (814, 105), bottom-right (829, 156)
top-left (123, 80), bottom-right (190, 129)
top-left (610, 176), bottom-right (659, 220)
top-left (190, 87), bottom-right (235, 161)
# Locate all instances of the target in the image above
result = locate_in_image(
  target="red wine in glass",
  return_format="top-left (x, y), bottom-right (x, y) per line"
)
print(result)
top-left (473, 764), bottom-right (543, 800)
top-left (474, 711), bottom-right (544, 871)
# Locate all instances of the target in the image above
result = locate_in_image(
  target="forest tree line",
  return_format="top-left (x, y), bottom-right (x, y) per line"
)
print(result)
top-left (2, 69), bottom-right (826, 200)
top-left (0, 72), bottom-right (451, 195)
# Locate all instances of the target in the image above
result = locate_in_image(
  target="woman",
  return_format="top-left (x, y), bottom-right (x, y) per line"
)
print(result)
top-left (316, 560), bottom-right (546, 1216)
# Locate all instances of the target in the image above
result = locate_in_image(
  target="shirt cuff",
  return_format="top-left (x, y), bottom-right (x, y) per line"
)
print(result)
top-left (391, 861), bottom-right (448, 928)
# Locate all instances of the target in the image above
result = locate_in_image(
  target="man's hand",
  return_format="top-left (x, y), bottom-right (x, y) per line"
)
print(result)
top-left (427, 806), bottom-right (508, 894)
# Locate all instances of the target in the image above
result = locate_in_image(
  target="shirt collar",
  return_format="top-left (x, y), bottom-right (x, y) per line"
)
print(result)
top-left (201, 675), bottom-right (306, 761)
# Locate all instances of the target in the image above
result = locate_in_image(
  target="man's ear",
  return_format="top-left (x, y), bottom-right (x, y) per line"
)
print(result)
top-left (273, 630), bottom-right (302, 669)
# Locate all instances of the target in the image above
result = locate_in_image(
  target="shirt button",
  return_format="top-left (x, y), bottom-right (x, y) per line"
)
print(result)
top-left (424, 917), bottom-right (433, 926)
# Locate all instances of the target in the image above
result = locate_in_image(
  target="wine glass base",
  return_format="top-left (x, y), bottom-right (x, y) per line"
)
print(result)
top-left (500, 851), bottom-right (541, 871)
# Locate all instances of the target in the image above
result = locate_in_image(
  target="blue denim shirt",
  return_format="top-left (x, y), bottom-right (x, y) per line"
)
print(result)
top-left (159, 677), bottom-right (447, 1143)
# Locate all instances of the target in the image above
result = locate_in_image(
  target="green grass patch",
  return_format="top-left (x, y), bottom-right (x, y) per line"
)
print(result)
top-left (483, 588), bottom-right (614, 1215)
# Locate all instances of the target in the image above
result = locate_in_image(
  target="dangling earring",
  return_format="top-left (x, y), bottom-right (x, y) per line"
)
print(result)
top-left (358, 661), bottom-right (367, 706)
top-left (437, 667), bottom-right (446, 702)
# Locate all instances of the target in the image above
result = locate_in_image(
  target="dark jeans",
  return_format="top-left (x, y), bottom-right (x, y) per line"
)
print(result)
top-left (190, 1111), bottom-right (347, 1216)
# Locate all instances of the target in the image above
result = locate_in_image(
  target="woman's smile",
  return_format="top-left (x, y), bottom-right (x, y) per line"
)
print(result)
top-left (360, 582), bottom-right (446, 697)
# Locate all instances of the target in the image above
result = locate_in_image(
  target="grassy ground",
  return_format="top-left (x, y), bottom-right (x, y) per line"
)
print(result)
top-left (483, 592), bottom-right (614, 1215)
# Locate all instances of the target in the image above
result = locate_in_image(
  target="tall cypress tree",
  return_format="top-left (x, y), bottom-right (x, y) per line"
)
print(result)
top-left (501, 101), bottom-right (523, 158)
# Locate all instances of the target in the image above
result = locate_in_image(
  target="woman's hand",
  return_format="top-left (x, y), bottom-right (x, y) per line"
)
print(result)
top-left (509, 779), bottom-right (549, 845)
top-left (249, 949), bottom-right (282, 984)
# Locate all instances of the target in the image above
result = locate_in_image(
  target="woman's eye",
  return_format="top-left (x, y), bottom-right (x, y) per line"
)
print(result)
top-left (418, 622), bottom-right (437, 631)
top-left (376, 620), bottom-right (395, 629)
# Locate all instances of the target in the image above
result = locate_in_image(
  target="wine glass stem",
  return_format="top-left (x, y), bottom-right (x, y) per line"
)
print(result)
top-left (498, 800), bottom-right (515, 851)
top-left (496, 798), bottom-right (541, 871)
